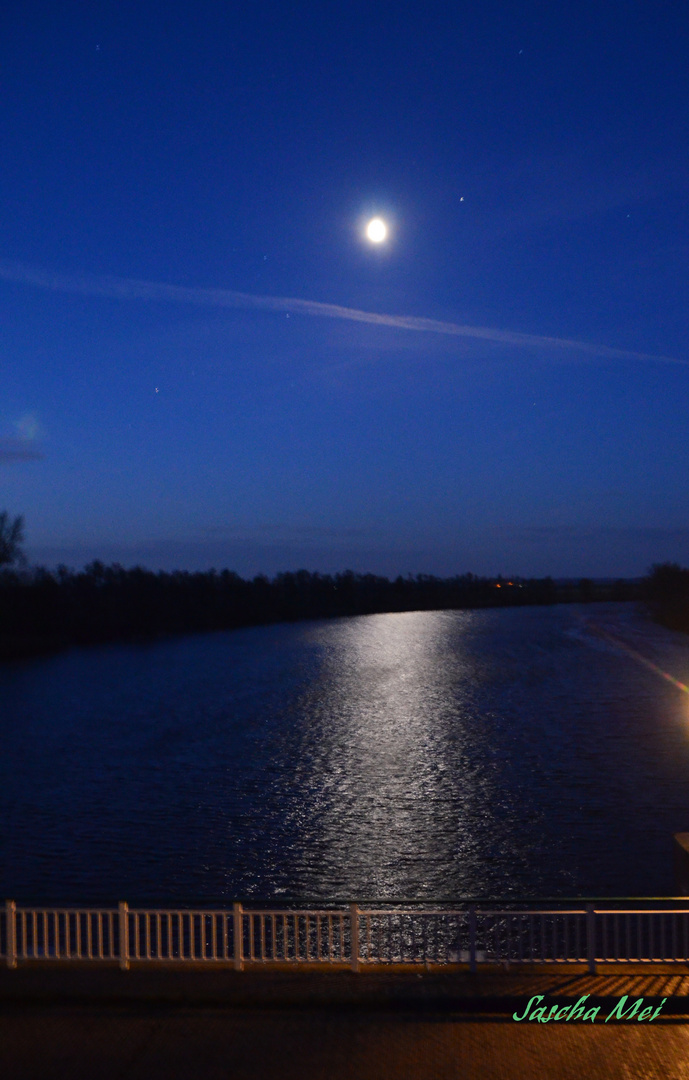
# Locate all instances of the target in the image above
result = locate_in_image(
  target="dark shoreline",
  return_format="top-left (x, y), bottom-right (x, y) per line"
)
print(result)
top-left (641, 563), bottom-right (689, 638)
top-left (0, 563), bottom-right (641, 663)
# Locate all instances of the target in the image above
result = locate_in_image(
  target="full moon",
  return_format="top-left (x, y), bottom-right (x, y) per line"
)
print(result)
top-left (366, 217), bottom-right (387, 243)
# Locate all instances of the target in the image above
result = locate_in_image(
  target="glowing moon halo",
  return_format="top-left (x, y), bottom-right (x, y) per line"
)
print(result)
top-left (366, 217), bottom-right (388, 243)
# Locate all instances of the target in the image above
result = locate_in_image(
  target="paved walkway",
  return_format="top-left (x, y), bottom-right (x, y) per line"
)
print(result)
top-left (3, 964), bottom-right (689, 1078)
top-left (4, 1005), bottom-right (689, 1079)
top-left (4, 961), bottom-right (689, 1009)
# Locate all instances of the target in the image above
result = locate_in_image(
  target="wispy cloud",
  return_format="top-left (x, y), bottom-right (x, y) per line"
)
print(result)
top-left (481, 155), bottom-right (688, 240)
top-left (0, 257), bottom-right (685, 365)
top-left (0, 436), bottom-right (44, 464)
top-left (14, 412), bottom-right (44, 439)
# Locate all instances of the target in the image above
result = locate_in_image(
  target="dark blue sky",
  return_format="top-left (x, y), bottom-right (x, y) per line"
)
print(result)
top-left (2, 0), bottom-right (688, 577)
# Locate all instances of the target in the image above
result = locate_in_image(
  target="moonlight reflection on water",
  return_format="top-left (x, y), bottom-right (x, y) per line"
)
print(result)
top-left (2, 603), bottom-right (689, 902)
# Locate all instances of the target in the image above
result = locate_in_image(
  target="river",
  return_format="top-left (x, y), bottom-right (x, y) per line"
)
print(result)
top-left (2, 602), bottom-right (689, 902)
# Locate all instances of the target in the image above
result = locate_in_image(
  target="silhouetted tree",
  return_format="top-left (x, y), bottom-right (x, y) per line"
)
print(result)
top-left (579, 578), bottom-right (594, 602)
top-left (643, 562), bottom-right (689, 632)
top-left (0, 511), bottom-right (26, 567)
top-left (0, 556), bottom-right (640, 662)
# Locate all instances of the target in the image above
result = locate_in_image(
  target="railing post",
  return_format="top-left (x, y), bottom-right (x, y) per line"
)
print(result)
top-left (233, 903), bottom-right (244, 971)
top-left (586, 905), bottom-right (596, 974)
top-left (118, 902), bottom-right (130, 970)
top-left (350, 903), bottom-right (360, 972)
top-left (468, 905), bottom-right (477, 973)
top-left (5, 900), bottom-right (17, 969)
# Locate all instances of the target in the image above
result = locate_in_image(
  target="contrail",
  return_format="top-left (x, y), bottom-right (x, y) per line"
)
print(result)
top-left (0, 257), bottom-right (684, 365)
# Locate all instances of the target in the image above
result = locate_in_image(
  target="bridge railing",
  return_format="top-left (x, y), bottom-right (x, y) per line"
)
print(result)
top-left (4, 901), bottom-right (689, 972)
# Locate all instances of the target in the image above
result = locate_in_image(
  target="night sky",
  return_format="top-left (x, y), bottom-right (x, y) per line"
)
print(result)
top-left (2, 1), bottom-right (688, 579)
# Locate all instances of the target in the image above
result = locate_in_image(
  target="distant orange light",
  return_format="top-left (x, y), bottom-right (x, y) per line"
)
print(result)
top-left (495, 583), bottom-right (501, 588)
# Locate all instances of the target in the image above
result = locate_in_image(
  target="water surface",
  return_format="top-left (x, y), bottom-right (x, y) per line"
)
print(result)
top-left (2, 602), bottom-right (689, 901)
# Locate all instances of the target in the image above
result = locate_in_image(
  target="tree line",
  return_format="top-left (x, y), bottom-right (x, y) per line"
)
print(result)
top-left (0, 510), bottom-right (641, 660)
top-left (642, 562), bottom-right (689, 633)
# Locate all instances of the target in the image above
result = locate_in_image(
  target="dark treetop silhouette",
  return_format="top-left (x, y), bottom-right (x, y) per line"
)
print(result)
top-left (0, 514), bottom-right (641, 661)
top-left (0, 511), bottom-right (25, 568)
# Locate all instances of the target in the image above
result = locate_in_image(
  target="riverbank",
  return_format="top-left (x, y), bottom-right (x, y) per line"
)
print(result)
top-left (643, 563), bottom-right (689, 637)
top-left (0, 562), bottom-right (641, 662)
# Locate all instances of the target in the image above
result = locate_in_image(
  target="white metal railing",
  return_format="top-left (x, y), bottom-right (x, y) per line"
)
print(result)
top-left (4, 901), bottom-right (689, 972)
top-left (2, 902), bottom-right (119, 965)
